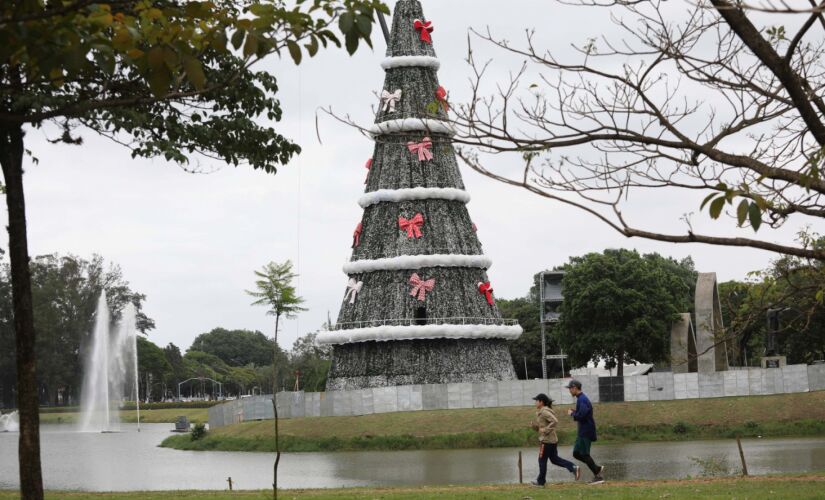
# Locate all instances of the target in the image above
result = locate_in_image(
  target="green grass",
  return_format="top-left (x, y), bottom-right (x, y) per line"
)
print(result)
top-left (39, 408), bottom-right (208, 425)
top-left (161, 391), bottom-right (825, 452)
top-left (1, 474), bottom-right (824, 499)
top-left (39, 401), bottom-right (220, 414)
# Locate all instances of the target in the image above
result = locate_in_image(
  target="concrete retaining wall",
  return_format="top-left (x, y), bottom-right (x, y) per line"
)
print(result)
top-left (208, 364), bottom-right (819, 428)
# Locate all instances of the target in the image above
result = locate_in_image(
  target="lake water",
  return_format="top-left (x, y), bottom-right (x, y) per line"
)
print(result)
top-left (1, 424), bottom-right (824, 491)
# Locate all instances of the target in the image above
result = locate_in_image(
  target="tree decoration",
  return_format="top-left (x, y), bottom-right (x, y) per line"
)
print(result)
top-left (322, 0), bottom-right (522, 388)
top-left (343, 254), bottom-right (492, 274)
top-left (344, 278), bottom-right (364, 304)
top-left (409, 273), bottom-right (435, 301)
top-left (435, 86), bottom-right (449, 111)
top-left (364, 157), bottom-right (373, 184)
top-left (352, 222), bottom-right (363, 248)
top-left (407, 137), bottom-right (433, 161)
top-left (381, 89), bottom-right (402, 112)
top-left (413, 19), bottom-right (433, 44)
top-left (472, 222), bottom-right (478, 232)
top-left (399, 213), bottom-right (425, 239)
top-left (478, 281), bottom-right (495, 305)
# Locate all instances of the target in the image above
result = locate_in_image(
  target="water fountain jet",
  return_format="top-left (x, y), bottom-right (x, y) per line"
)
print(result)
top-left (78, 292), bottom-right (138, 432)
top-left (0, 410), bottom-right (18, 432)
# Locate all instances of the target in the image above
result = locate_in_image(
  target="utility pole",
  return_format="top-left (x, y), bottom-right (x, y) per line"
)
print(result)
top-left (377, 11), bottom-right (390, 44)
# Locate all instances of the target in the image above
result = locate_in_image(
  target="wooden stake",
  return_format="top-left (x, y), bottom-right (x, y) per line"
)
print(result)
top-left (227, 477), bottom-right (233, 491)
top-left (518, 451), bottom-right (523, 484)
top-left (736, 436), bottom-right (749, 476)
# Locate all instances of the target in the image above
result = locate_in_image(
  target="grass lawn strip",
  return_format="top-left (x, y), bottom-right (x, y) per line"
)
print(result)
top-left (38, 408), bottom-right (209, 425)
top-left (1, 473), bottom-right (824, 499)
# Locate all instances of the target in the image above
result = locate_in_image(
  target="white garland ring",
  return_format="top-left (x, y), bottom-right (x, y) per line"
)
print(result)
top-left (358, 187), bottom-right (471, 208)
top-left (343, 254), bottom-right (492, 274)
top-left (380, 56), bottom-right (441, 71)
top-left (368, 118), bottom-right (456, 137)
top-left (316, 323), bottom-right (523, 345)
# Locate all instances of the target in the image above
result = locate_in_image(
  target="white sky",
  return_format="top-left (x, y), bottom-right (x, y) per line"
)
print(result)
top-left (9, 1), bottom-right (821, 352)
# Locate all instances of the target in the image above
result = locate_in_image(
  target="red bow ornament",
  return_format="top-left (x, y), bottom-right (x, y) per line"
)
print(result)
top-left (478, 281), bottom-right (495, 305)
top-left (399, 213), bottom-right (425, 239)
top-left (435, 86), bottom-right (449, 111)
top-left (364, 158), bottom-right (372, 184)
top-left (413, 19), bottom-right (434, 44)
top-left (352, 222), bottom-right (363, 248)
top-left (409, 273), bottom-right (436, 302)
top-left (407, 137), bottom-right (433, 161)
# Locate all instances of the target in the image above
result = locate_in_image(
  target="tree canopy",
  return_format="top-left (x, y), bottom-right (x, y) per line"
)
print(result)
top-left (556, 249), bottom-right (696, 376)
top-left (190, 327), bottom-right (274, 367)
top-left (720, 235), bottom-right (825, 365)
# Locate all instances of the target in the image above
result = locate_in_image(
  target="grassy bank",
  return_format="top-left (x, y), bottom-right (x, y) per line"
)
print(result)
top-left (39, 407), bottom-right (208, 425)
top-left (161, 391), bottom-right (825, 453)
top-left (2, 474), bottom-right (824, 499)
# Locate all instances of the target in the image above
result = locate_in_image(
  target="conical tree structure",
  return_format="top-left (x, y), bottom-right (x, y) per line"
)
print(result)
top-left (318, 0), bottom-right (522, 390)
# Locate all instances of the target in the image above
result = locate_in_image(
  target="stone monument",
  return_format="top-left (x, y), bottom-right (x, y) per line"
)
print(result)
top-left (670, 313), bottom-right (697, 373)
top-left (695, 272), bottom-right (729, 373)
top-left (317, 0), bottom-right (522, 390)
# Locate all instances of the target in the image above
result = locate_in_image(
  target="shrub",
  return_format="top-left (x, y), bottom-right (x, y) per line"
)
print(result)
top-left (673, 421), bottom-right (689, 434)
top-left (191, 423), bottom-right (207, 441)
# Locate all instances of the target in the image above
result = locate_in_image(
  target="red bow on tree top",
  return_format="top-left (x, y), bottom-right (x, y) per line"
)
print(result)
top-left (399, 213), bottom-right (424, 239)
top-left (478, 281), bottom-right (495, 305)
top-left (413, 19), bottom-right (433, 44)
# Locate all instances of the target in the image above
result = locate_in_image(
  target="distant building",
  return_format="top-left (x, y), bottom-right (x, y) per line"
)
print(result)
top-left (571, 363), bottom-right (654, 377)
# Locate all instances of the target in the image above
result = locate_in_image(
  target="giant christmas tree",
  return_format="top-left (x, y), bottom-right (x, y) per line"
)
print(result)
top-left (317, 0), bottom-right (522, 390)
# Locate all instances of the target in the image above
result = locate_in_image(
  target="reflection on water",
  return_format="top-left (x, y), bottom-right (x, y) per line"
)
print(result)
top-left (0, 424), bottom-right (823, 491)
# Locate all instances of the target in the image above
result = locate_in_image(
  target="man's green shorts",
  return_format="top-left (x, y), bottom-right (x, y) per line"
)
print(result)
top-left (574, 436), bottom-right (593, 455)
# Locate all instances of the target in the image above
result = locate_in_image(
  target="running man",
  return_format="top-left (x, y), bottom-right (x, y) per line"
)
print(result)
top-left (565, 380), bottom-right (605, 484)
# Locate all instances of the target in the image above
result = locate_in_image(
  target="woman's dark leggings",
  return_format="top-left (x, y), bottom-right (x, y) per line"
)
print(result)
top-left (537, 443), bottom-right (576, 484)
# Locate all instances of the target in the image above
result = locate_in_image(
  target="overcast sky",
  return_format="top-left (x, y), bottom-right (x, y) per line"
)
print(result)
top-left (9, 1), bottom-right (821, 352)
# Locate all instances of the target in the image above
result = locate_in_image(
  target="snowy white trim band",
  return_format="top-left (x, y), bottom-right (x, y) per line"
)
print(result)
top-left (317, 323), bottom-right (523, 344)
top-left (380, 56), bottom-right (441, 71)
top-left (343, 254), bottom-right (492, 274)
top-left (358, 187), bottom-right (471, 208)
top-left (369, 118), bottom-right (456, 137)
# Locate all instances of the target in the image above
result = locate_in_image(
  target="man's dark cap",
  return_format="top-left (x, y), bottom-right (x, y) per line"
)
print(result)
top-left (564, 380), bottom-right (582, 389)
top-left (532, 393), bottom-right (553, 405)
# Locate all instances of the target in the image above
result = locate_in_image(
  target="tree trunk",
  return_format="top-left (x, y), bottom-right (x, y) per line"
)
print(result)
top-left (272, 313), bottom-right (281, 500)
top-left (617, 352), bottom-right (624, 378)
top-left (0, 123), bottom-right (44, 500)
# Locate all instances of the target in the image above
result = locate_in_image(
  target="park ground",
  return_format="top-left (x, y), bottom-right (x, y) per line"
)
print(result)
top-left (1, 474), bottom-right (825, 499)
top-left (159, 391), bottom-right (825, 452)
